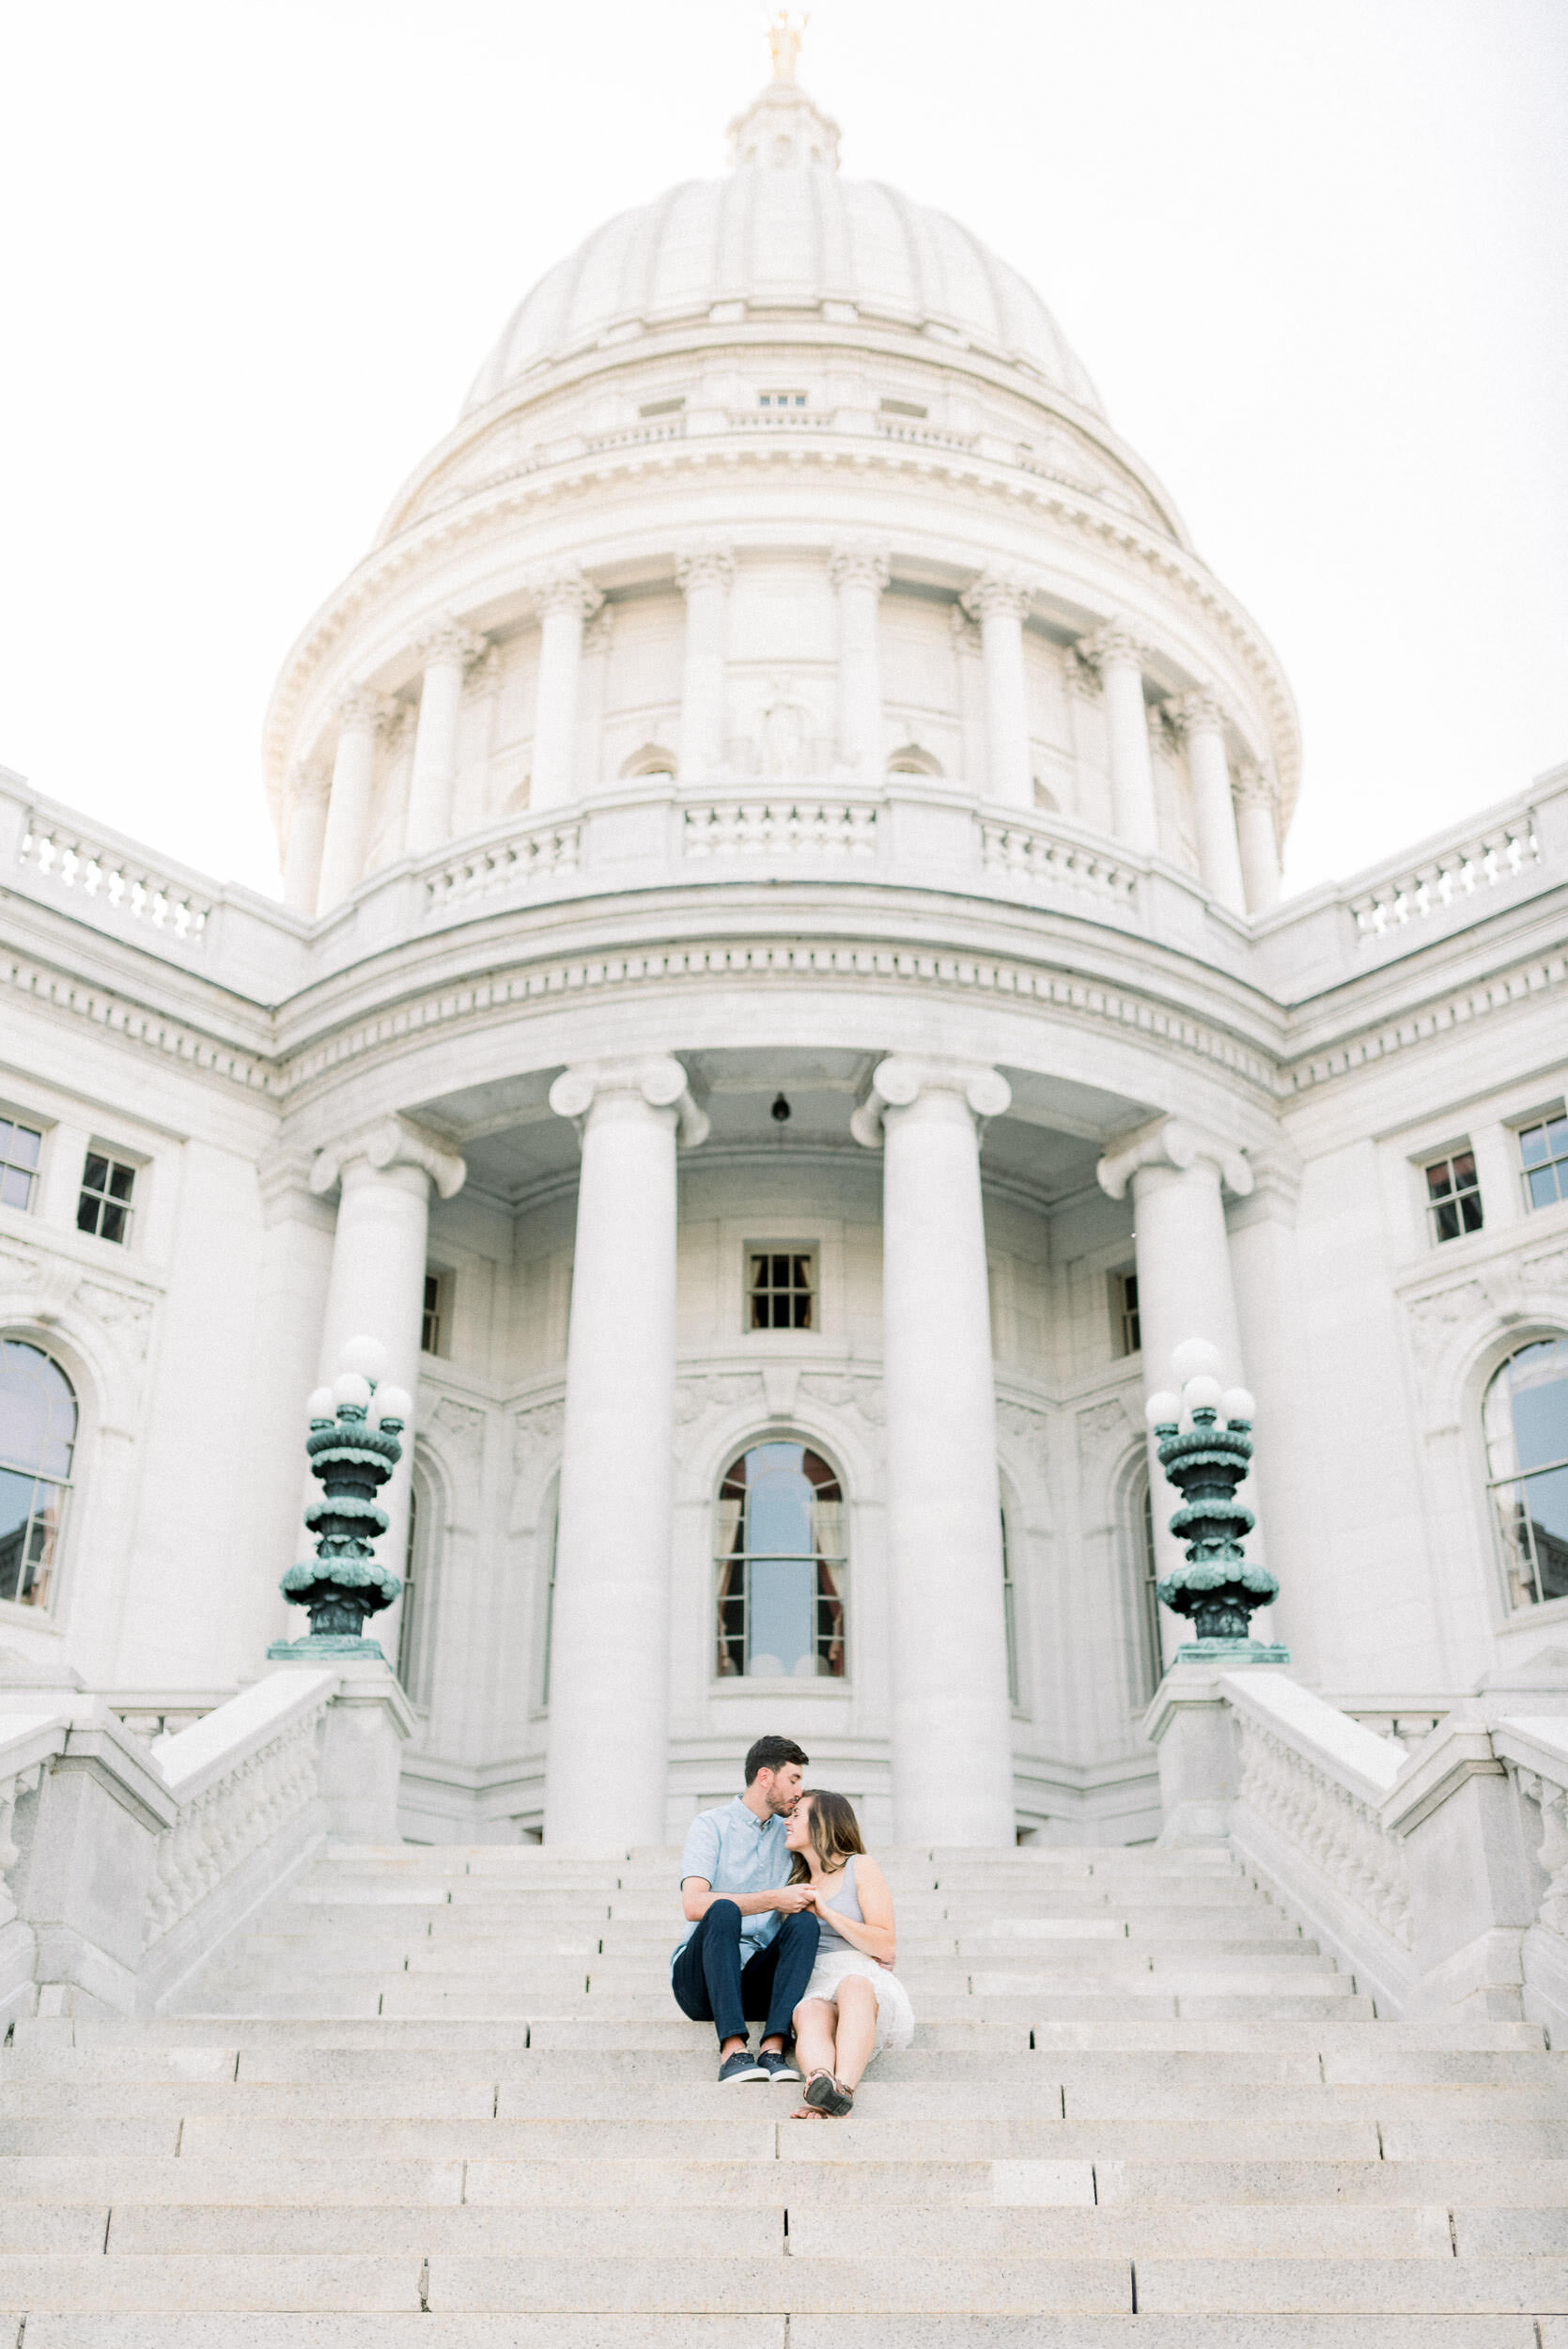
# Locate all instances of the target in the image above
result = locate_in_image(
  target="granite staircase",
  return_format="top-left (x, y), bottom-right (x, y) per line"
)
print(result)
top-left (2, 1839), bottom-right (1566, 2344)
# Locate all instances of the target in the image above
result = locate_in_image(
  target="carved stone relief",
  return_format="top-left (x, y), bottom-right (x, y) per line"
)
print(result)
top-left (511, 1398), bottom-right (565, 1483)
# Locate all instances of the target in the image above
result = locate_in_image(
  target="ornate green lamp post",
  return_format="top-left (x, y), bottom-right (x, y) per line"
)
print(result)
top-left (268, 1336), bottom-right (412, 1660)
top-left (1144, 1337), bottom-right (1288, 1664)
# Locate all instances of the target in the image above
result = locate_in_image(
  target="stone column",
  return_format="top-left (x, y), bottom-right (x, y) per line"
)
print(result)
top-left (829, 545), bottom-right (891, 778)
top-left (1166, 689), bottom-right (1247, 914)
top-left (530, 570), bottom-right (604, 813)
top-left (404, 621), bottom-right (487, 858)
top-left (1097, 1118), bottom-right (1254, 1596)
top-left (544, 1057), bottom-right (708, 1846)
top-left (1234, 761), bottom-right (1282, 913)
top-left (675, 548), bottom-right (735, 782)
top-left (307, 1119), bottom-right (467, 1617)
top-left (1079, 621), bottom-right (1158, 852)
top-left (853, 1056), bottom-right (1017, 1844)
top-left (281, 766), bottom-right (329, 917)
top-left (960, 573), bottom-right (1033, 808)
top-left (316, 688), bottom-right (388, 914)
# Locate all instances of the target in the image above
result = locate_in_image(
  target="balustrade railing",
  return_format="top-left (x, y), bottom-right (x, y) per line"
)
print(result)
top-left (683, 798), bottom-right (878, 859)
top-left (145, 1672), bottom-right (335, 1953)
top-left (420, 818), bottom-right (582, 915)
top-left (1222, 1671), bottom-right (1414, 2006)
top-left (18, 811), bottom-right (213, 942)
top-left (978, 814), bottom-right (1140, 910)
top-left (1348, 810), bottom-right (1541, 941)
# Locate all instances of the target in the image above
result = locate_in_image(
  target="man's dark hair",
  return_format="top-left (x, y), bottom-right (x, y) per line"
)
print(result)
top-left (744, 1735), bottom-right (808, 1784)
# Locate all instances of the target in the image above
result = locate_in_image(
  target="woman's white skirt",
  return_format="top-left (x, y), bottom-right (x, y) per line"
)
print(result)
top-left (794, 1947), bottom-right (916, 2052)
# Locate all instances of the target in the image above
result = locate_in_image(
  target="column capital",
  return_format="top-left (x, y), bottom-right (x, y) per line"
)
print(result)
top-left (1162, 685), bottom-right (1229, 741)
top-left (675, 544), bottom-right (737, 597)
top-left (309, 1115), bottom-right (468, 1203)
top-left (1233, 757), bottom-right (1278, 813)
top-left (1095, 1115), bottom-right (1252, 1203)
top-left (287, 757), bottom-right (331, 808)
top-left (412, 617), bottom-right (489, 673)
top-left (828, 543), bottom-right (891, 596)
top-left (334, 684), bottom-right (394, 736)
top-left (851, 1055), bottom-right (1011, 1148)
top-left (1077, 617), bottom-right (1154, 675)
top-left (533, 568), bottom-right (605, 624)
top-left (549, 1055), bottom-right (709, 1149)
top-left (960, 568), bottom-right (1033, 625)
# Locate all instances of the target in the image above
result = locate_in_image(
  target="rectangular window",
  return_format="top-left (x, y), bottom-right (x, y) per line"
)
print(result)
top-left (879, 397), bottom-right (928, 418)
top-left (1519, 1113), bottom-right (1568, 1212)
top-left (77, 1150), bottom-right (136, 1245)
top-left (638, 396), bottom-right (685, 417)
top-left (0, 1118), bottom-right (43, 1213)
top-left (1424, 1149), bottom-right (1483, 1244)
top-left (748, 1249), bottom-right (815, 1331)
top-left (1110, 1268), bottom-right (1141, 1357)
top-left (758, 390), bottom-right (807, 409)
top-left (421, 1271), bottom-right (447, 1358)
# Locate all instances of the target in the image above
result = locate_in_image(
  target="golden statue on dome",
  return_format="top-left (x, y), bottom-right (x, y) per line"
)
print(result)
top-left (766, 9), bottom-right (807, 84)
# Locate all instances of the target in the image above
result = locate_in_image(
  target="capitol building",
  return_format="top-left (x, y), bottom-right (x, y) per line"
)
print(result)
top-left (3, 32), bottom-right (1567, 1859)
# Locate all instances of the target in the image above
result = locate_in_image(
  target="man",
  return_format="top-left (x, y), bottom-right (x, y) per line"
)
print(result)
top-left (671, 1734), bottom-right (819, 2084)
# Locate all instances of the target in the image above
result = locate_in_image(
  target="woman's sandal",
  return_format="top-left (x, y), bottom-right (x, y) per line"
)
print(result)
top-left (802, 2069), bottom-right (854, 2118)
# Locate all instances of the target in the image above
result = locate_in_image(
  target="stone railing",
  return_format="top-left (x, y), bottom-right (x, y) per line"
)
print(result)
top-left (1149, 1659), bottom-right (1568, 2030)
top-left (1490, 1715), bottom-right (1568, 2034)
top-left (420, 816), bottom-right (582, 917)
top-left (17, 809), bottom-right (214, 943)
top-left (0, 1660), bottom-right (411, 2024)
top-left (978, 812), bottom-right (1141, 912)
top-left (1348, 809), bottom-right (1541, 941)
top-left (682, 797), bottom-right (878, 860)
top-left (1223, 1671), bottom-right (1416, 2008)
top-left (140, 1672), bottom-right (337, 1984)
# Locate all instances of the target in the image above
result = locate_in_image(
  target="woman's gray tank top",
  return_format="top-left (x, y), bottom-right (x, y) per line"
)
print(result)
top-left (815, 1855), bottom-right (862, 1951)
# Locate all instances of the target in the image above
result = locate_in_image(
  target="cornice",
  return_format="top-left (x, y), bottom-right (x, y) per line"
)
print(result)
top-left (262, 429), bottom-right (1300, 825)
top-left (7, 855), bottom-right (1565, 1130)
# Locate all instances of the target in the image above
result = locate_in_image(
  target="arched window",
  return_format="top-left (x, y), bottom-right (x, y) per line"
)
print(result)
top-left (888, 744), bottom-right (942, 777)
top-left (619, 743), bottom-right (677, 781)
top-left (1000, 1503), bottom-right (1019, 1705)
top-left (538, 1487), bottom-right (560, 1706)
top-left (0, 1339), bottom-right (78, 1611)
top-left (396, 1468), bottom-right (441, 1707)
top-left (715, 1441), bottom-right (846, 1679)
top-left (1125, 1468), bottom-right (1163, 1704)
top-left (1483, 1338), bottom-right (1568, 1610)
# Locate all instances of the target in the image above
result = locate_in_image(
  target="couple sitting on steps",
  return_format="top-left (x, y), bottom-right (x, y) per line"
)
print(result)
top-left (670, 1735), bottom-right (915, 2119)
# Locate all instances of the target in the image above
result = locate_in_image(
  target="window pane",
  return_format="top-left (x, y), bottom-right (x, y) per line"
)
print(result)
top-left (1521, 1124), bottom-right (1548, 1166)
top-left (746, 1447), bottom-right (813, 1555)
top-left (1434, 1199), bottom-right (1460, 1242)
top-left (0, 1168), bottom-right (31, 1209)
top-left (1513, 1375), bottom-right (1568, 1475)
top-left (100, 1204), bottom-right (128, 1245)
top-left (76, 1195), bottom-right (100, 1236)
top-left (1548, 1116), bottom-right (1568, 1158)
top-left (1460, 1191), bottom-right (1483, 1234)
top-left (0, 1469), bottom-right (37, 1602)
top-left (83, 1155), bottom-right (107, 1193)
top-left (748, 1556), bottom-right (815, 1676)
top-left (1529, 1167), bottom-right (1559, 1209)
top-left (1523, 1466), bottom-right (1568, 1598)
top-left (1452, 1152), bottom-right (1477, 1187)
top-left (108, 1163), bottom-right (134, 1201)
top-left (1426, 1161), bottom-right (1454, 1200)
top-left (0, 1340), bottom-right (78, 1480)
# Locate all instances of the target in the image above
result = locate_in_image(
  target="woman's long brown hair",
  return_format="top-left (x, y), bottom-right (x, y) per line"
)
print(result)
top-left (788, 1788), bottom-right (866, 1882)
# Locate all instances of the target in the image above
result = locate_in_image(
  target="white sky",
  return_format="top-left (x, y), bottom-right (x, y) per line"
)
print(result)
top-left (1, 0), bottom-right (1564, 904)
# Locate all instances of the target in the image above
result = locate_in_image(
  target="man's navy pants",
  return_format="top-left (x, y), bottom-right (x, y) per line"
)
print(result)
top-left (671, 1901), bottom-right (820, 2046)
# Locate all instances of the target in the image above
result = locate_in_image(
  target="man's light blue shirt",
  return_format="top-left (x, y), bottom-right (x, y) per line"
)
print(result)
top-left (671, 1796), bottom-right (792, 1974)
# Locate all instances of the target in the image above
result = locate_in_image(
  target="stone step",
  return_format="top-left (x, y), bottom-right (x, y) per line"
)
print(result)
top-left (0, 2199), bottom-right (1511, 2259)
top-left (1, 2248), bottom-right (1562, 2315)
top-left (6, 2070), bottom-right (1553, 2118)
top-left (7, 2313), bottom-right (1552, 2348)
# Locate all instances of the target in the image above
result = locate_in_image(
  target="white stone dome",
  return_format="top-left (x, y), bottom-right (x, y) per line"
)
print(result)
top-left (462, 75), bottom-right (1102, 420)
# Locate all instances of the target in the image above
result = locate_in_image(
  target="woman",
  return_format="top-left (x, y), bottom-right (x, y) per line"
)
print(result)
top-left (783, 1788), bottom-right (915, 2118)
